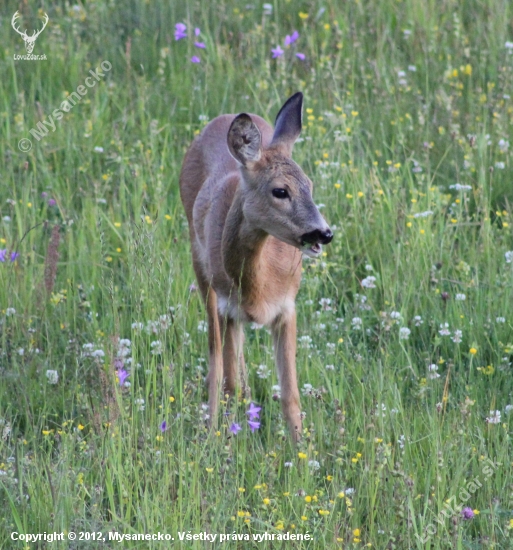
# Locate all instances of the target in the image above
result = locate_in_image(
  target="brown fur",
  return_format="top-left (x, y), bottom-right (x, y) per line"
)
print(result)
top-left (179, 95), bottom-right (331, 441)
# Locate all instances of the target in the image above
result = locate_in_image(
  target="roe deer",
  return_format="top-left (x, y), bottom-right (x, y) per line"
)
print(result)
top-left (179, 93), bottom-right (332, 441)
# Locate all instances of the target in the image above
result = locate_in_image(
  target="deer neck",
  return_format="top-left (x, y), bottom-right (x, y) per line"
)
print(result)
top-left (222, 190), bottom-right (268, 300)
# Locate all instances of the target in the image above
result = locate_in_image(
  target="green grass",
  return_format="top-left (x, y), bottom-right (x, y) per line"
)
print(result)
top-left (1, 0), bottom-right (513, 548)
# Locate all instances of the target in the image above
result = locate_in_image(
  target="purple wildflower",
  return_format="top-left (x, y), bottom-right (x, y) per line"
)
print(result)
top-left (272, 45), bottom-right (284, 58)
top-left (195, 27), bottom-right (201, 37)
top-left (48, 199), bottom-right (56, 206)
top-left (296, 53), bottom-right (306, 60)
top-left (160, 420), bottom-right (168, 432)
top-left (174, 23), bottom-right (187, 40)
top-left (10, 252), bottom-right (19, 262)
top-left (194, 42), bottom-right (206, 49)
top-left (117, 368), bottom-right (130, 386)
top-left (246, 403), bottom-right (261, 420)
top-left (0, 249), bottom-right (6, 262)
top-left (230, 422), bottom-right (242, 435)
top-left (284, 30), bottom-right (299, 46)
top-left (248, 419), bottom-right (260, 432)
top-left (461, 507), bottom-right (474, 520)
top-left (41, 192), bottom-right (48, 198)
top-left (191, 56), bottom-right (201, 63)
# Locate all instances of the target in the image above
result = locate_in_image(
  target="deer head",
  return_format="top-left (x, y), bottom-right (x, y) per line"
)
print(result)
top-left (227, 92), bottom-right (333, 257)
top-left (12, 11), bottom-right (49, 54)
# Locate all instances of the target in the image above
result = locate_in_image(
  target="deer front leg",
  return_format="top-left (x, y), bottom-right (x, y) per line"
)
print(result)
top-left (220, 316), bottom-right (237, 396)
top-left (220, 318), bottom-right (250, 399)
top-left (272, 310), bottom-right (301, 442)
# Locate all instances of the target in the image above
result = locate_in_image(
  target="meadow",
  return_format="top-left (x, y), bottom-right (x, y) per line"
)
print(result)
top-left (1, 0), bottom-right (513, 547)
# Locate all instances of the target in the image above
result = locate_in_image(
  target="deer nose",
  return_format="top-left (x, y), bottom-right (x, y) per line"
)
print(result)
top-left (320, 228), bottom-right (333, 244)
top-left (301, 228), bottom-right (333, 246)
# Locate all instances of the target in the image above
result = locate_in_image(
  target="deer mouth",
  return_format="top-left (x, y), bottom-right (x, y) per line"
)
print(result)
top-left (301, 242), bottom-right (322, 258)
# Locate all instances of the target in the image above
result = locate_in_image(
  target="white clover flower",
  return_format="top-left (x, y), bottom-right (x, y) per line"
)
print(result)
top-left (399, 327), bottom-right (411, 340)
top-left (365, 264), bottom-right (373, 271)
top-left (319, 298), bottom-right (332, 310)
top-left (263, 3), bottom-right (273, 15)
top-left (299, 335), bottom-right (313, 348)
top-left (376, 403), bottom-right (386, 417)
top-left (486, 410), bottom-right (501, 424)
top-left (301, 383), bottom-right (314, 396)
top-left (131, 322), bottom-right (144, 330)
top-left (159, 314), bottom-right (171, 330)
top-left (496, 317), bottom-right (506, 323)
top-left (439, 323), bottom-right (451, 336)
top-left (46, 370), bottom-right (59, 384)
top-left (361, 276), bottom-right (377, 288)
top-left (506, 41), bottom-right (513, 50)
top-left (413, 210), bottom-right (433, 218)
top-left (256, 364), bottom-right (271, 379)
top-left (499, 139), bottom-right (510, 152)
top-left (449, 183), bottom-right (472, 191)
top-left (408, 65), bottom-right (417, 72)
top-left (284, 461), bottom-right (293, 468)
top-left (455, 293), bottom-right (466, 301)
top-left (5, 308), bottom-right (16, 316)
top-left (351, 317), bottom-right (363, 330)
top-left (325, 364), bottom-right (335, 371)
top-left (94, 146), bottom-right (104, 153)
top-left (505, 251), bottom-right (513, 263)
top-left (414, 315), bottom-right (423, 326)
top-left (505, 405), bottom-right (513, 414)
top-left (428, 364), bottom-right (440, 379)
top-left (197, 320), bottom-right (208, 333)
top-left (91, 349), bottom-right (105, 358)
top-left (398, 435), bottom-right (405, 449)
top-left (452, 329), bottom-right (463, 343)
top-left (150, 340), bottom-right (162, 355)
top-left (134, 398), bottom-right (145, 411)
top-left (495, 161), bottom-right (505, 169)
top-left (308, 460), bottom-right (320, 471)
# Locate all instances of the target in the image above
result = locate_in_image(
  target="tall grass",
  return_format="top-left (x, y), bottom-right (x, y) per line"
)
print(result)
top-left (1, 0), bottom-right (512, 548)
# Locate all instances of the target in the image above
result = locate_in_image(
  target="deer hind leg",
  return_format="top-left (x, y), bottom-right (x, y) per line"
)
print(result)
top-left (205, 289), bottom-right (223, 427)
top-left (220, 318), bottom-right (250, 399)
top-left (237, 327), bottom-right (250, 399)
top-left (191, 253), bottom-right (223, 429)
top-left (272, 310), bottom-right (302, 442)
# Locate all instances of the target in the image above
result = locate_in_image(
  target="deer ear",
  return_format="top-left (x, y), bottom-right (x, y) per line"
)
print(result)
top-left (271, 92), bottom-right (303, 155)
top-left (227, 113), bottom-right (262, 166)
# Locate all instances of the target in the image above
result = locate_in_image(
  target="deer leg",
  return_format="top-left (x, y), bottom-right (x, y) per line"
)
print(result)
top-left (272, 310), bottom-right (301, 442)
top-left (237, 327), bottom-right (250, 399)
top-left (191, 247), bottom-right (223, 429)
top-left (220, 316), bottom-right (238, 397)
top-left (204, 288), bottom-right (223, 428)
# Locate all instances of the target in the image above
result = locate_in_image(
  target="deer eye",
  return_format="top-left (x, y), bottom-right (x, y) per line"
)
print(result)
top-left (272, 188), bottom-right (289, 199)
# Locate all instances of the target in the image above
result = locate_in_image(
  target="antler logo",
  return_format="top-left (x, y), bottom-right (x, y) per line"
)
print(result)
top-left (11, 11), bottom-right (49, 54)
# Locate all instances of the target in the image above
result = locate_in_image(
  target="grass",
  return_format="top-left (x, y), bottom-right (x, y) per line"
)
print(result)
top-left (1, 0), bottom-right (513, 548)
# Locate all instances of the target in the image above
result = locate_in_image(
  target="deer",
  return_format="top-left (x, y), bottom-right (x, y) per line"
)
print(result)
top-left (11, 11), bottom-right (49, 54)
top-left (179, 93), bottom-right (333, 441)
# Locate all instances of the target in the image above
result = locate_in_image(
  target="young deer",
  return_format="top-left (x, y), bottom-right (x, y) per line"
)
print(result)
top-left (179, 93), bottom-right (332, 441)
